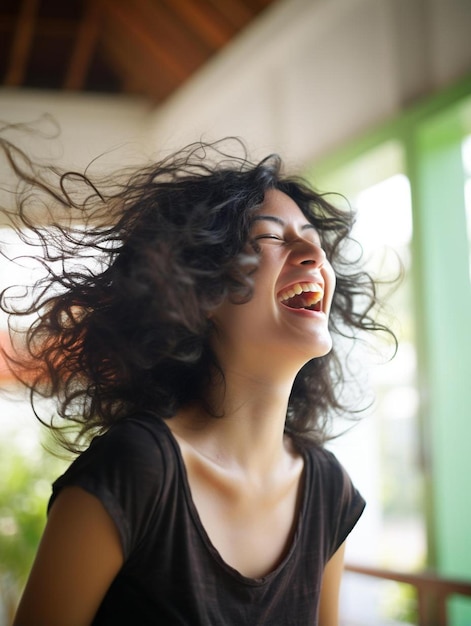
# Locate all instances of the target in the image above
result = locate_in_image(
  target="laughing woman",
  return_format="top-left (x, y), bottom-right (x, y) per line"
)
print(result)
top-left (2, 137), bottom-right (392, 625)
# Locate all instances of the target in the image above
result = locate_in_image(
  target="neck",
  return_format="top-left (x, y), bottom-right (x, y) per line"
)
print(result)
top-left (174, 363), bottom-right (300, 477)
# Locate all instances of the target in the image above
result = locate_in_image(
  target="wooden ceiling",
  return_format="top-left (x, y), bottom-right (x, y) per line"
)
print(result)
top-left (0, 0), bottom-right (277, 104)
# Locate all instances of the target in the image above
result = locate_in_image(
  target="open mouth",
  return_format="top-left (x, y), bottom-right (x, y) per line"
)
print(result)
top-left (278, 282), bottom-right (324, 312)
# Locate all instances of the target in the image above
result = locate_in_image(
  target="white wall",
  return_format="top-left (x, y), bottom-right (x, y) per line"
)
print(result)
top-left (0, 89), bottom-right (153, 170)
top-left (149, 0), bottom-right (471, 167)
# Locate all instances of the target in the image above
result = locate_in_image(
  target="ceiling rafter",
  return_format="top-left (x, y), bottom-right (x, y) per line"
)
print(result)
top-left (162, 0), bottom-right (232, 50)
top-left (63, 1), bottom-right (101, 90)
top-left (130, 0), bottom-right (210, 71)
top-left (206, 0), bottom-right (252, 30)
top-left (100, 0), bottom-right (190, 82)
top-left (15, 18), bottom-right (77, 38)
top-left (4, 0), bottom-right (39, 86)
top-left (0, 0), bottom-right (278, 104)
top-left (100, 26), bottom-right (176, 101)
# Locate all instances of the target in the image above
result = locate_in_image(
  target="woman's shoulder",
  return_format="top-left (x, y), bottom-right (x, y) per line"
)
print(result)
top-left (301, 440), bottom-right (345, 474)
top-left (70, 414), bottom-right (171, 470)
top-left (50, 414), bottom-right (177, 512)
top-left (301, 441), bottom-right (363, 502)
top-left (300, 441), bottom-right (366, 559)
top-left (49, 415), bottom-right (177, 557)
top-left (91, 413), bottom-right (171, 454)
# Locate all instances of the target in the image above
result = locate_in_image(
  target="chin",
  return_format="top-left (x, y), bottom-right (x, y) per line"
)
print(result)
top-left (294, 337), bottom-right (333, 367)
top-left (312, 344), bottom-right (333, 360)
top-left (311, 334), bottom-right (334, 360)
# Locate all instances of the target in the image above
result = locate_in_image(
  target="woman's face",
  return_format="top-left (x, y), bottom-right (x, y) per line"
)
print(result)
top-left (210, 189), bottom-right (336, 371)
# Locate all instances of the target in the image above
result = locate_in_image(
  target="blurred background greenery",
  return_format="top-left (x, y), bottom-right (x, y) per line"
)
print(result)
top-left (0, 415), bottom-right (67, 625)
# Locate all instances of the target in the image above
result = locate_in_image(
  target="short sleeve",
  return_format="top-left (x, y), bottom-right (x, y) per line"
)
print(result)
top-left (305, 446), bottom-right (366, 562)
top-left (323, 449), bottom-right (366, 559)
top-left (48, 418), bottom-right (166, 559)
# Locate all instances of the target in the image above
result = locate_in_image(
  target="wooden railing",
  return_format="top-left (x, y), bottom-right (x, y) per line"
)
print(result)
top-left (345, 563), bottom-right (471, 626)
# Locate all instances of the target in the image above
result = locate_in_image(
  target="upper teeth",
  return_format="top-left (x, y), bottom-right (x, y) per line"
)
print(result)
top-left (279, 282), bottom-right (324, 302)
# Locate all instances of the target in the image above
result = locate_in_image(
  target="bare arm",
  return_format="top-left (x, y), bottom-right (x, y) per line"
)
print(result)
top-left (318, 542), bottom-right (346, 626)
top-left (13, 486), bottom-right (124, 626)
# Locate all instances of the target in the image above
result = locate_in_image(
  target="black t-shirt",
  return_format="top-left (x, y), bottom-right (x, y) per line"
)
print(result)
top-left (49, 415), bottom-right (365, 625)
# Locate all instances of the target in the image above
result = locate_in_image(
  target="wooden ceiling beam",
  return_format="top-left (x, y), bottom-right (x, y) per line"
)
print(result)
top-left (64, 2), bottom-right (102, 90)
top-left (130, 0), bottom-right (209, 71)
top-left (0, 0), bottom-right (276, 99)
top-left (205, 0), bottom-right (253, 30)
top-left (99, 0), bottom-right (189, 82)
top-left (162, 0), bottom-right (233, 50)
top-left (15, 18), bottom-right (77, 38)
top-left (101, 25), bottom-right (176, 102)
top-left (244, 0), bottom-right (275, 9)
top-left (4, 0), bottom-right (39, 86)
top-left (0, 16), bottom-right (17, 32)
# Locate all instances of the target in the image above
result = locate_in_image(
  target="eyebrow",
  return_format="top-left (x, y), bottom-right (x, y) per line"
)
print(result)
top-left (252, 215), bottom-right (317, 231)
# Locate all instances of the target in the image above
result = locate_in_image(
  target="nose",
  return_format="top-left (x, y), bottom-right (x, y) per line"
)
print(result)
top-left (293, 239), bottom-right (326, 268)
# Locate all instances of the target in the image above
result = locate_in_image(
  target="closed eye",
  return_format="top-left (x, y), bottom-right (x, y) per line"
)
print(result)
top-left (253, 234), bottom-right (284, 242)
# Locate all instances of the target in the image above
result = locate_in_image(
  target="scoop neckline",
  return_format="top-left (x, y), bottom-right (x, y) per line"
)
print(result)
top-left (159, 418), bottom-right (310, 587)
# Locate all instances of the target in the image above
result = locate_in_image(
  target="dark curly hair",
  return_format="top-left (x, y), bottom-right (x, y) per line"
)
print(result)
top-left (0, 133), bottom-right (395, 451)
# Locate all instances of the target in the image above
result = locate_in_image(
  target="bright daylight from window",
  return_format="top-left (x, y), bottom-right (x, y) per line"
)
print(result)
top-left (334, 172), bottom-right (425, 624)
